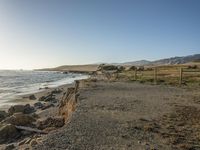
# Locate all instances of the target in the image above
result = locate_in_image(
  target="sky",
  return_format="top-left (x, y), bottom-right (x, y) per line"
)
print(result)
top-left (0, 0), bottom-right (200, 69)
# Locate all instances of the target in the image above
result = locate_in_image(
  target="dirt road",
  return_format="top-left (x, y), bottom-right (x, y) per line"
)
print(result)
top-left (35, 81), bottom-right (200, 150)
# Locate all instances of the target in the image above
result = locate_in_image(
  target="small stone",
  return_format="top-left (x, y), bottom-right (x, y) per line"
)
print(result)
top-left (30, 139), bottom-right (38, 146)
top-left (36, 116), bottom-right (64, 130)
top-left (34, 102), bottom-right (44, 109)
top-left (18, 139), bottom-right (27, 146)
top-left (39, 94), bottom-right (56, 102)
top-left (24, 104), bottom-right (35, 114)
top-left (51, 89), bottom-right (62, 94)
top-left (41, 103), bottom-right (54, 110)
top-left (4, 144), bottom-right (15, 150)
top-left (29, 94), bottom-right (36, 100)
top-left (25, 138), bottom-right (32, 144)
top-left (38, 96), bottom-right (46, 101)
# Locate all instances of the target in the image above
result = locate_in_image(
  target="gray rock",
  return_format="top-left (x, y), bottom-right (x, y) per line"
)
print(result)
top-left (0, 124), bottom-right (20, 144)
top-left (38, 96), bottom-right (46, 101)
top-left (29, 94), bottom-right (36, 100)
top-left (24, 104), bottom-right (35, 114)
top-left (3, 113), bottom-right (35, 126)
top-left (34, 102), bottom-right (44, 109)
top-left (0, 111), bottom-right (8, 122)
top-left (51, 89), bottom-right (62, 94)
top-left (4, 144), bottom-right (15, 150)
top-left (8, 104), bottom-right (35, 115)
top-left (38, 94), bottom-right (56, 102)
top-left (36, 117), bottom-right (64, 130)
top-left (8, 105), bottom-right (24, 115)
top-left (41, 103), bottom-right (54, 110)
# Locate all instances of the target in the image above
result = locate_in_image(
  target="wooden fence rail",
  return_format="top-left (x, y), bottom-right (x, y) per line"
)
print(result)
top-left (131, 67), bottom-right (200, 85)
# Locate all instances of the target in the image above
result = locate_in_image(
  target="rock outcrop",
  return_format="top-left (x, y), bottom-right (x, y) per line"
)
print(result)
top-left (2, 113), bottom-right (35, 126)
top-left (0, 124), bottom-right (20, 144)
top-left (8, 104), bottom-right (35, 115)
top-left (36, 117), bottom-right (64, 130)
top-left (59, 81), bottom-right (80, 123)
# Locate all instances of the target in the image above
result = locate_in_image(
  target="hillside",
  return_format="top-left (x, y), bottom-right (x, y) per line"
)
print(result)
top-left (37, 54), bottom-right (200, 72)
top-left (37, 64), bottom-right (99, 73)
top-left (151, 54), bottom-right (200, 65)
top-left (120, 54), bottom-right (200, 66)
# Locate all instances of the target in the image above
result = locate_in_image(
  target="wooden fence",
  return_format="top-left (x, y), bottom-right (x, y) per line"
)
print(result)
top-left (132, 67), bottom-right (200, 85)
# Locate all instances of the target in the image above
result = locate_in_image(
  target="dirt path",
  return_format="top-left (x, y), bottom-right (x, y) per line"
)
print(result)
top-left (34, 81), bottom-right (200, 150)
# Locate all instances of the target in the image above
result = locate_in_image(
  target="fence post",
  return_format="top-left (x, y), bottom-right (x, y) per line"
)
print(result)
top-left (134, 69), bottom-right (137, 80)
top-left (154, 67), bottom-right (157, 84)
top-left (179, 68), bottom-right (183, 85)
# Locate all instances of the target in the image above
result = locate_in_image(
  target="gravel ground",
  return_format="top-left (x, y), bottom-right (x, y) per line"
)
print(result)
top-left (34, 81), bottom-right (200, 150)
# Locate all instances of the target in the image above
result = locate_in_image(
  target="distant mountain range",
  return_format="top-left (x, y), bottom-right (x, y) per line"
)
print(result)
top-left (116, 54), bottom-right (200, 66)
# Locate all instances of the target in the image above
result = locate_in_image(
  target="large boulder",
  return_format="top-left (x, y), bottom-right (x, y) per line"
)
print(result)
top-left (8, 104), bottom-right (35, 115)
top-left (3, 113), bottom-right (35, 126)
top-left (0, 111), bottom-right (8, 122)
top-left (0, 124), bottom-right (20, 144)
top-left (36, 117), bottom-right (64, 130)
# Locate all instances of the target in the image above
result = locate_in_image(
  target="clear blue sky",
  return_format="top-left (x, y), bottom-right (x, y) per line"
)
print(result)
top-left (0, 0), bottom-right (200, 69)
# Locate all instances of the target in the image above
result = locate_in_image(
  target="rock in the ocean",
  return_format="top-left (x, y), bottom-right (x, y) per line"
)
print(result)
top-left (3, 113), bottom-right (35, 126)
top-left (29, 94), bottom-right (36, 100)
top-left (8, 104), bottom-right (35, 115)
top-left (0, 111), bottom-right (8, 122)
top-left (36, 116), bottom-right (64, 130)
top-left (0, 124), bottom-right (20, 144)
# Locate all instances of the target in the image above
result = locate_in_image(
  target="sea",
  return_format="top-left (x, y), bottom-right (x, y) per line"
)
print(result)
top-left (0, 70), bottom-right (89, 108)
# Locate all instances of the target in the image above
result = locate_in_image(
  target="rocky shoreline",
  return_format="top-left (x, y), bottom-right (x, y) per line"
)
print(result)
top-left (1, 72), bottom-right (200, 149)
top-left (0, 80), bottom-right (82, 150)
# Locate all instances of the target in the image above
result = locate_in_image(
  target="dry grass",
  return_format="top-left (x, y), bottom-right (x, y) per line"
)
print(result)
top-left (118, 64), bottom-right (200, 86)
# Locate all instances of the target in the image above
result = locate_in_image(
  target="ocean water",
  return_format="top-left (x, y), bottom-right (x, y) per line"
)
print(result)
top-left (0, 70), bottom-right (89, 107)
